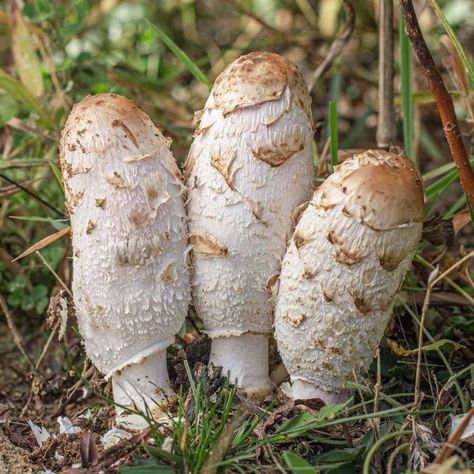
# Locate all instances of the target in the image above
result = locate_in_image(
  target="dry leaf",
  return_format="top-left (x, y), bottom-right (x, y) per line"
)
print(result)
top-left (11, 4), bottom-right (44, 97)
top-left (441, 35), bottom-right (469, 96)
top-left (452, 208), bottom-right (471, 235)
top-left (12, 226), bottom-right (70, 262)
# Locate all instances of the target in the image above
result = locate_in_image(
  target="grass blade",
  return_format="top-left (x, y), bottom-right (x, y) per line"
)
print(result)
top-left (12, 226), bottom-right (70, 262)
top-left (11, 4), bottom-right (44, 98)
top-left (329, 100), bottom-right (339, 169)
top-left (9, 215), bottom-right (68, 223)
top-left (48, 160), bottom-right (64, 192)
top-left (429, 0), bottom-right (474, 85)
top-left (0, 68), bottom-right (54, 129)
top-left (146, 20), bottom-right (211, 88)
top-left (399, 15), bottom-right (413, 159)
top-left (283, 451), bottom-right (317, 474)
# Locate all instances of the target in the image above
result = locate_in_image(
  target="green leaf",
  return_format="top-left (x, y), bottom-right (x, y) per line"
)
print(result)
top-left (11, 5), bottom-right (44, 98)
top-left (36, 297), bottom-right (49, 315)
top-left (318, 399), bottom-right (352, 421)
top-left (144, 445), bottom-right (184, 467)
top-left (32, 284), bottom-right (48, 300)
top-left (329, 100), bottom-right (339, 169)
top-left (429, 0), bottom-right (474, 85)
top-left (467, 199), bottom-right (474, 230)
top-left (276, 412), bottom-right (317, 436)
top-left (48, 161), bottom-right (64, 192)
top-left (121, 465), bottom-right (175, 474)
top-left (0, 68), bottom-right (54, 129)
top-left (8, 275), bottom-right (26, 291)
top-left (146, 20), bottom-right (211, 88)
top-left (9, 215), bottom-right (68, 224)
top-left (422, 339), bottom-right (471, 356)
top-left (389, 338), bottom-right (471, 356)
top-left (0, 94), bottom-right (20, 126)
top-left (282, 451), bottom-right (317, 474)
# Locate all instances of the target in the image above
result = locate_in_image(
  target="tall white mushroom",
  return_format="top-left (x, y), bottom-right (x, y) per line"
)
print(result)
top-left (275, 150), bottom-right (424, 403)
top-left (186, 52), bottom-right (314, 396)
top-left (60, 94), bottom-right (190, 428)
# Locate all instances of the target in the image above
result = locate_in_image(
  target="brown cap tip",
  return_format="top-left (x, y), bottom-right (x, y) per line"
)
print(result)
top-left (211, 51), bottom-right (312, 121)
top-left (319, 149), bottom-right (425, 230)
top-left (60, 93), bottom-right (170, 157)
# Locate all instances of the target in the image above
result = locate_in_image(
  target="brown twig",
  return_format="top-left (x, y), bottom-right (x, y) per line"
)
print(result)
top-left (0, 293), bottom-right (37, 373)
top-left (308, 0), bottom-right (355, 92)
top-left (0, 172), bottom-right (64, 217)
top-left (400, 0), bottom-right (474, 208)
top-left (376, 0), bottom-right (396, 147)
top-left (35, 250), bottom-right (72, 297)
top-left (414, 267), bottom-right (438, 408)
top-left (35, 320), bottom-right (60, 370)
top-left (434, 407), bottom-right (474, 464)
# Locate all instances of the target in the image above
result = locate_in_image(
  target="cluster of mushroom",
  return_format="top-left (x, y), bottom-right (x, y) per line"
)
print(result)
top-left (60, 52), bottom-right (425, 429)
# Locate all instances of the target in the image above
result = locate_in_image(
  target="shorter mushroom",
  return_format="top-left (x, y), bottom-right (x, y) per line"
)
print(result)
top-left (60, 94), bottom-right (190, 428)
top-left (275, 150), bottom-right (424, 403)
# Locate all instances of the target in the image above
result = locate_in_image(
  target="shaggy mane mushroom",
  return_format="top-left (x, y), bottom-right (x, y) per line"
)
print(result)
top-left (60, 93), bottom-right (190, 429)
top-left (275, 149), bottom-right (424, 403)
top-left (186, 51), bottom-right (314, 396)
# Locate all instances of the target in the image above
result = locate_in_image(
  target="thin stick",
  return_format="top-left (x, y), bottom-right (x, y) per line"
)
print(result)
top-left (35, 320), bottom-right (60, 370)
top-left (430, 249), bottom-right (474, 288)
top-left (414, 268), bottom-right (437, 407)
top-left (400, 0), bottom-right (474, 208)
top-left (0, 293), bottom-right (37, 373)
top-left (434, 407), bottom-right (474, 464)
top-left (386, 442), bottom-right (409, 474)
top-left (377, 0), bottom-right (396, 147)
top-left (36, 251), bottom-right (72, 297)
top-left (372, 349), bottom-right (382, 440)
top-left (0, 172), bottom-right (64, 217)
top-left (308, 0), bottom-right (355, 92)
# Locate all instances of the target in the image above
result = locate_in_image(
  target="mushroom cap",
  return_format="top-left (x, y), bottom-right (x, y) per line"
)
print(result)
top-left (210, 51), bottom-right (312, 122)
top-left (60, 93), bottom-right (190, 377)
top-left (61, 93), bottom-right (175, 173)
top-left (316, 149), bottom-right (424, 230)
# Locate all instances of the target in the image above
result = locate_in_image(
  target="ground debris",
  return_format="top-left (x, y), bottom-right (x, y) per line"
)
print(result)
top-left (0, 432), bottom-right (37, 474)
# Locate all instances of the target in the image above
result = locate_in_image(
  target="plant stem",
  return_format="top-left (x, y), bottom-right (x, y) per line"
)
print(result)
top-left (363, 430), bottom-right (411, 474)
top-left (329, 100), bottom-right (339, 168)
top-left (400, 0), bottom-right (474, 208)
top-left (377, 0), bottom-right (395, 147)
top-left (399, 14), bottom-right (413, 158)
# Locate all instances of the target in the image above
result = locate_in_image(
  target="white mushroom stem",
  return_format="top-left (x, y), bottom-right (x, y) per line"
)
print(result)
top-left (112, 350), bottom-right (171, 430)
top-left (209, 334), bottom-right (269, 393)
top-left (275, 150), bottom-right (425, 404)
top-left (186, 52), bottom-right (314, 396)
top-left (290, 380), bottom-right (349, 404)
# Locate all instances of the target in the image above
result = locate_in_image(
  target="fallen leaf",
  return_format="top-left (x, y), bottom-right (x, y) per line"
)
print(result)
top-left (12, 226), bottom-right (70, 262)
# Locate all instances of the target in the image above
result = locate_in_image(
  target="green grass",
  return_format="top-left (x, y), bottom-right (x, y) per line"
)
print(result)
top-left (328, 100), bottom-right (339, 169)
top-left (399, 15), bottom-right (414, 159)
top-left (146, 20), bottom-right (211, 88)
top-left (429, 0), bottom-right (474, 84)
top-left (116, 362), bottom-right (462, 473)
